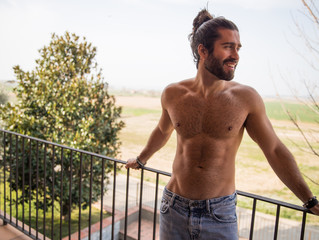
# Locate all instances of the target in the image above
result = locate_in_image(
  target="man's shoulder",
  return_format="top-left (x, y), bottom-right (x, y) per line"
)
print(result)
top-left (228, 81), bottom-right (261, 98)
top-left (226, 82), bottom-right (264, 110)
top-left (162, 78), bottom-right (194, 95)
top-left (161, 78), bottom-right (194, 106)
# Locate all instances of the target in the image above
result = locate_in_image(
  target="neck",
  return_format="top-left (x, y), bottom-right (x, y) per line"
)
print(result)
top-left (193, 64), bottom-right (226, 97)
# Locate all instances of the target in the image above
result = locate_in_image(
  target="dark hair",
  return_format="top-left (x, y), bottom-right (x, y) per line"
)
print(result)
top-left (189, 9), bottom-right (239, 68)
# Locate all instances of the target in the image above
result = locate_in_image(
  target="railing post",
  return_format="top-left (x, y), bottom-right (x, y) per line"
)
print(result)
top-left (100, 158), bottom-right (105, 240)
top-left (111, 162), bottom-right (117, 240)
top-left (43, 143), bottom-right (47, 240)
top-left (89, 155), bottom-right (93, 240)
top-left (249, 198), bottom-right (257, 240)
top-left (300, 211), bottom-right (307, 240)
top-left (124, 168), bottom-right (130, 240)
top-left (273, 204), bottom-right (280, 240)
top-left (138, 169), bottom-right (144, 240)
top-left (15, 135), bottom-right (18, 226)
top-left (51, 145), bottom-right (55, 240)
top-left (153, 173), bottom-right (159, 240)
top-left (78, 152), bottom-right (83, 240)
top-left (69, 150), bottom-right (73, 240)
top-left (2, 131), bottom-right (7, 225)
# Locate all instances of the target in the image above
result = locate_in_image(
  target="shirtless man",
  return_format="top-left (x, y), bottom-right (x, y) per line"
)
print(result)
top-left (126, 9), bottom-right (319, 240)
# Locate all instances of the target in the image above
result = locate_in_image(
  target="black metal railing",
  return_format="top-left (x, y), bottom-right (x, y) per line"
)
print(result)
top-left (0, 129), bottom-right (317, 240)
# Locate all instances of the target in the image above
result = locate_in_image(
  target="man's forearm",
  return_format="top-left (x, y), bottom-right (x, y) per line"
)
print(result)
top-left (138, 125), bottom-right (173, 163)
top-left (266, 143), bottom-right (314, 203)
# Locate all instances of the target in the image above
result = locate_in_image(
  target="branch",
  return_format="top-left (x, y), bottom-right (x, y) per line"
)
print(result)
top-left (302, 0), bottom-right (319, 26)
top-left (302, 172), bottom-right (319, 186)
top-left (286, 110), bottom-right (319, 158)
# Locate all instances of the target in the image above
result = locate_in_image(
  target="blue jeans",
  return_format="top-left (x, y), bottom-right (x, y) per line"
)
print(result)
top-left (160, 187), bottom-right (238, 240)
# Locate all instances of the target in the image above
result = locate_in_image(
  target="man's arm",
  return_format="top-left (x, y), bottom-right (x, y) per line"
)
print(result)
top-left (125, 90), bottom-right (174, 169)
top-left (244, 89), bottom-right (319, 215)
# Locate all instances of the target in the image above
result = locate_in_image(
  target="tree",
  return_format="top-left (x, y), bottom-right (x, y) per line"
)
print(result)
top-left (0, 84), bottom-right (8, 105)
top-left (0, 32), bottom-right (125, 216)
top-left (282, 0), bottom-right (319, 185)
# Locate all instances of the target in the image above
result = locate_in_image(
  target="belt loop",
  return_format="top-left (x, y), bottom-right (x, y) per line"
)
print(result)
top-left (169, 193), bottom-right (176, 207)
top-left (206, 199), bottom-right (210, 213)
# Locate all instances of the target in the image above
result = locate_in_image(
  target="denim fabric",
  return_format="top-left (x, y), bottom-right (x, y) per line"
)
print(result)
top-left (159, 187), bottom-right (238, 240)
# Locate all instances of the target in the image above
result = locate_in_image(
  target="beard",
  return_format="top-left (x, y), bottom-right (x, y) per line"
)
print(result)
top-left (204, 55), bottom-right (237, 81)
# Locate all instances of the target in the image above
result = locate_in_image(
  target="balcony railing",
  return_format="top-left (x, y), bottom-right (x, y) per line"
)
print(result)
top-left (0, 129), bottom-right (318, 240)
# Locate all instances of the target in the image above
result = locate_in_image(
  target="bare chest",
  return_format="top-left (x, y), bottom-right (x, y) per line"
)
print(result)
top-left (168, 95), bottom-right (247, 139)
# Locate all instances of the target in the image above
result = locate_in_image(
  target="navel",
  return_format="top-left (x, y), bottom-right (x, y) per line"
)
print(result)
top-left (176, 122), bottom-right (181, 127)
top-left (228, 126), bottom-right (233, 131)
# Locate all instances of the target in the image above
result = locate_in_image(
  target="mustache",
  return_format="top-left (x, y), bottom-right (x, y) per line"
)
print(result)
top-left (223, 58), bottom-right (238, 65)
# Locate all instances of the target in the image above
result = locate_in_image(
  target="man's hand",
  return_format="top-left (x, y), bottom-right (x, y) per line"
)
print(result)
top-left (310, 203), bottom-right (319, 216)
top-left (125, 158), bottom-right (142, 170)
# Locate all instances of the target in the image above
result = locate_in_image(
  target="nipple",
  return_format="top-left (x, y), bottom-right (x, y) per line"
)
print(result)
top-left (228, 126), bottom-right (233, 131)
top-left (176, 122), bottom-right (181, 127)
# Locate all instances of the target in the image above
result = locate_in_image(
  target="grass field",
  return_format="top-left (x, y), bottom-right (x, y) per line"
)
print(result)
top-left (116, 95), bottom-right (319, 226)
top-left (0, 180), bottom-right (109, 239)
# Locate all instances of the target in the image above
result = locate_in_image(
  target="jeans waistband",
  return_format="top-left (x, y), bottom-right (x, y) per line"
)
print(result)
top-left (162, 187), bottom-right (237, 211)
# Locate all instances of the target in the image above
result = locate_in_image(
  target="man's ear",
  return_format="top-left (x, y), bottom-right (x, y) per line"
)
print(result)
top-left (198, 44), bottom-right (209, 60)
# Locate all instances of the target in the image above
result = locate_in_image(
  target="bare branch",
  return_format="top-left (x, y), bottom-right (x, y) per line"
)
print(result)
top-left (302, 0), bottom-right (319, 26)
top-left (286, 110), bottom-right (319, 157)
top-left (302, 172), bottom-right (319, 185)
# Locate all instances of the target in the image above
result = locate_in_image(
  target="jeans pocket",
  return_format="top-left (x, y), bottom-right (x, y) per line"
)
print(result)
top-left (212, 202), bottom-right (237, 223)
top-left (160, 199), bottom-right (169, 214)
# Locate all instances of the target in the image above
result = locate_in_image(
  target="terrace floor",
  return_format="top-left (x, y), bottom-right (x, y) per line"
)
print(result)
top-left (0, 219), bottom-right (31, 240)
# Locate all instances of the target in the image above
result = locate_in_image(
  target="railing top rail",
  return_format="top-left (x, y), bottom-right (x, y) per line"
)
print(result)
top-left (237, 190), bottom-right (311, 213)
top-left (0, 129), bottom-right (172, 177)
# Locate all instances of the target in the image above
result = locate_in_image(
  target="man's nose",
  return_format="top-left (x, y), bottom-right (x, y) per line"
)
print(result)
top-left (231, 49), bottom-right (239, 60)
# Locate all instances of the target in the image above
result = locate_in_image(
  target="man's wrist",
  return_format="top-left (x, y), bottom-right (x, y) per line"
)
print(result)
top-left (136, 156), bottom-right (146, 169)
top-left (303, 196), bottom-right (318, 209)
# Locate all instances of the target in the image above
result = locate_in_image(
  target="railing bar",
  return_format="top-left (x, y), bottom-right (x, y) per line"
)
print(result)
top-left (35, 141), bottom-right (39, 240)
top-left (237, 190), bottom-right (306, 212)
top-left (15, 135), bottom-right (18, 226)
top-left (9, 134), bottom-right (12, 223)
top-left (60, 148), bottom-right (64, 240)
top-left (111, 162), bottom-right (117, 240)
top-left (28, 139), bottom-right (32, 234)
top-left (89, 155), bottom-right (93, 240)
top-left (3, 132), bottom-right (7, 224)
top-left (138, 169), bottom-right (144, 240)
top-left (51, 145), bottom-right (55, 240)
top-left (100, 158), bottom-right (105, 240)
top-left (43, 143), bottom-right (47, 240)
top-left (273, 204), bottom-right (280, 240)
top-left (152, 173), bottom-right (159, 240)
top-left (78, 153), bottom-right (83, 240)
top-left (0, 131), bottom-right (2, 219)
top-left (124, 168), bottom-right (130, 240)
top-left (249, 198), bottom-right (257, 240)
top-left (21, 137), bottom-right (25, 231)
top-left (69, 150), bottom-right (73, 240)
top-left (300, 211), bottom-right (307, 240)
top-left (1, 129), bottom-right (173, 177)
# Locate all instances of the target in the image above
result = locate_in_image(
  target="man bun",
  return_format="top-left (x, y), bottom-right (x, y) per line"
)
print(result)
top-left (192, 9), bottom-right (213, 34)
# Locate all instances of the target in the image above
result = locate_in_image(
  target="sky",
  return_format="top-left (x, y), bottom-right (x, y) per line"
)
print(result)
top-left (0, 0), bottom-right (317, 97)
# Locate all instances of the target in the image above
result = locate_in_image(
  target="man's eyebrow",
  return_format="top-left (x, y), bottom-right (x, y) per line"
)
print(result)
top-left (221, 42), bottom-right (242, 48)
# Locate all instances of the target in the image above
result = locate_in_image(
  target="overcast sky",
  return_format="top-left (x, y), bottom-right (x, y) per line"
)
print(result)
top-left (0, 0), bottom-right (317, 97)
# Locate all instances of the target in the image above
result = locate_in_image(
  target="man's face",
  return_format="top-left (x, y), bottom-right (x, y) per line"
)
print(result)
top-left (204, 29), bottom-right (241, 81)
